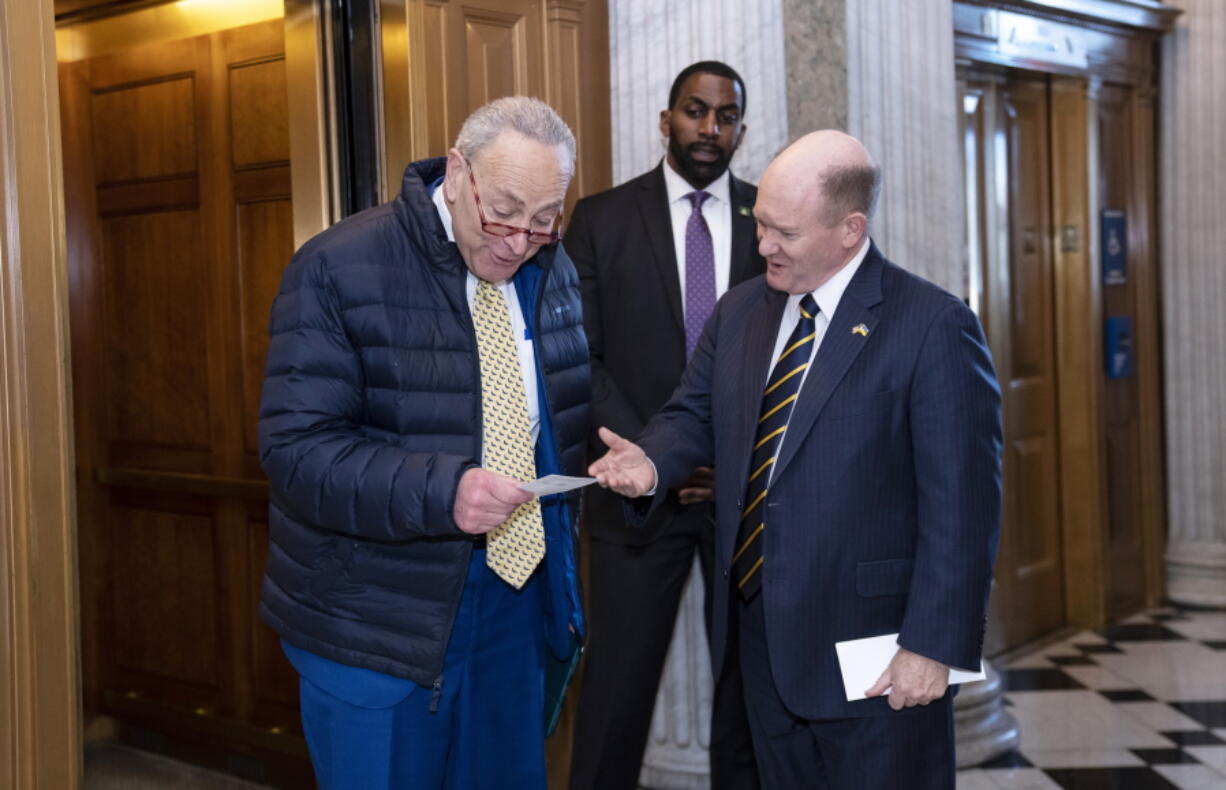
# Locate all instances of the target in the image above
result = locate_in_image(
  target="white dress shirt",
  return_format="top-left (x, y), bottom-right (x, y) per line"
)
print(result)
top-left (661, 159), bottom-right (734, 312)
top-left (432, 184), bottom-right (540, 450)
top-left (763, 238), bottom-right (871, 484)
top-left (766, 237), bottom-right (871, 393)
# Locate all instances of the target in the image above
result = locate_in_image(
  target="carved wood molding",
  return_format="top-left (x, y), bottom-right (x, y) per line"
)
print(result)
top-left (959, 0), bottom-right (1179, 34)
top-left (54, 0), bottom-right (173, 26)
top-left (0, 1), bottom-right (82, 788)
top-left (546, 0), bottom-right (585, 24)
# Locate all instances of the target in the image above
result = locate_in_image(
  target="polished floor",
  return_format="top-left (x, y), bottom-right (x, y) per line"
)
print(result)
top-left (85, 608), bottom-right (1226, 789)
top-left (958, 607), bottom-right (1226, 789)
top-left (84, 742), bottom-right (270, 789)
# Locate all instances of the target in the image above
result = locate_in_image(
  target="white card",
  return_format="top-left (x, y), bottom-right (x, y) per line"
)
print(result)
top-left (834, 633), bottom-right (986, 702)
top-left (519, 474), bottom-right (597, 496)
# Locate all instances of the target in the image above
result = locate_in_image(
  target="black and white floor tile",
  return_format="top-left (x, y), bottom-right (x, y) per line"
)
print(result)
top-left (957, 607), bottom-right (1226, 789)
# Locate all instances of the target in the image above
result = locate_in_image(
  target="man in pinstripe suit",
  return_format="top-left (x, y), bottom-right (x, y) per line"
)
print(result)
top-left (589, 130), bottom-right (1003, 789)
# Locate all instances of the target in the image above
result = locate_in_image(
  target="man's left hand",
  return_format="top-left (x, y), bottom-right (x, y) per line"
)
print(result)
top-left (675, 466), bottom-right (714, 504)
top-left (864, 648), bottom-right (949, 711)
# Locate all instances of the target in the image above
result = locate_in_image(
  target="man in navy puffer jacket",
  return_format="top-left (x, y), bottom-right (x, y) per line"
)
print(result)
top-left (257, 97), bottom-right (590, 790)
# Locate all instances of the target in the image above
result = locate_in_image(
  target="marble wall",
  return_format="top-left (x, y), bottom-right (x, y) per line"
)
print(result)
top-left (1160, 0), bottom-right (1226, 606)
top-left (607, 0), bottom-right (789, 186)
top-left (777, 0), bottom-right (964, 295)
top-left (844, 0), bottom-right (965, 296)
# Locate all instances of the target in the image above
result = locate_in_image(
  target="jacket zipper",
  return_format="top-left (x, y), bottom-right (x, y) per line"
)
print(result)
top-left (429, 674), bottom-right (443, 713)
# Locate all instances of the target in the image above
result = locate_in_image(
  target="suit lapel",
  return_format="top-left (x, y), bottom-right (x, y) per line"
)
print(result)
top-left (731, 286), bottom-right (788, 502)
top-left (637, 165), bottom-right (684, 334)
top-left (728, 176), bottom-right (758, 287)
top-left (773, 245), bottom-right (886, 482)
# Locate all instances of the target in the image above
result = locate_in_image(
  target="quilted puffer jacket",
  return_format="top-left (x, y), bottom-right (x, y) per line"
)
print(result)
top-left (257, 157), bottom-right (591, 686)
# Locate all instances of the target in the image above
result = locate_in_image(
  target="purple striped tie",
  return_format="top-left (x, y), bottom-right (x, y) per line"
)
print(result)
top-left (684, 191), bottom-right (716, 359)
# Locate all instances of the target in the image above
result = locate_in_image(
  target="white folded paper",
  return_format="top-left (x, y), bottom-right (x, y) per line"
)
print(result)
top-left (519, 474), bottom-right (597, 496)
top-left (834, 633), bottom-right (985, 702)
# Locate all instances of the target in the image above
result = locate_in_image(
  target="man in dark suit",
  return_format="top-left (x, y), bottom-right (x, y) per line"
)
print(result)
top-left (566, 61), bottom-right (762, 790)
top-left (589, 130), bottom-right (1003, 789)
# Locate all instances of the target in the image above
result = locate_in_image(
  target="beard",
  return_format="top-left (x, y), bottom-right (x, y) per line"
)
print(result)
top-left (668, 134), bottom-right (732, 189)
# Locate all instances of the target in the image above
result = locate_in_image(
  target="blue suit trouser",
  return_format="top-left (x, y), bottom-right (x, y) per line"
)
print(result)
top-left (737, 593), bottom-right (955, 790)
top-left (294, 548), bottom-right (548, 790)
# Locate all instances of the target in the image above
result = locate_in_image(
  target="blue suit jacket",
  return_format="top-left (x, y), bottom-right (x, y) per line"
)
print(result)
top-left (632, 242), bottom-right (1003, 720)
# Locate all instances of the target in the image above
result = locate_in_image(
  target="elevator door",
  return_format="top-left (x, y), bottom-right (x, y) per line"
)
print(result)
top-left (964, 75), bottom-right (1067, 654)
top-left (61, 16), bottom-right (310, 785)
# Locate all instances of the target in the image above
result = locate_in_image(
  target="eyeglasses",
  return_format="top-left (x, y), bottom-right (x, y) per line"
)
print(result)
top-left (467, 166), bottom-right (564, 245)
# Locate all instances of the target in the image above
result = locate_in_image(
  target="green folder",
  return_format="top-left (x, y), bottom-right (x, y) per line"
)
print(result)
top-left (544, 637), bottom-right (582, 737)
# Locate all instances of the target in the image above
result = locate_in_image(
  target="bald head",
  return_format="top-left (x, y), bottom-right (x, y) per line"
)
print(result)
top-left (764, 130), bottom-right (880, 224)
top-left (754, 130), bottom-right (881, 293)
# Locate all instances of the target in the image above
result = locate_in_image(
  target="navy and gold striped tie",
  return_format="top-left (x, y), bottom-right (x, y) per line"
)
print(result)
top-left (732, 294), bottom-right (819, 601)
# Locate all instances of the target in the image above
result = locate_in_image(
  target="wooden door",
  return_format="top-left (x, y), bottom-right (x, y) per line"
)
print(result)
top-left (964, 74), bottom-right (1067, 654)
top-left (1096, 83), bottom-right (1155, 619)
top-left (383, 0), bottom-right (611, 205)
top-left (61, 18), bottom-right (311, 786)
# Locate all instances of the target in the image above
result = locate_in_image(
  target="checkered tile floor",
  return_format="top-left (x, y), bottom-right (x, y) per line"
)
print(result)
top-left (957, 607), bottom-right (1226, 789)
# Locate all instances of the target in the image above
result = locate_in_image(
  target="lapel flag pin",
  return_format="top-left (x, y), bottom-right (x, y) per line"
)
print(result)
top-left (852, 323), bottom-right (869, 337)
top-left (737, 205), bottom-right (753, 217)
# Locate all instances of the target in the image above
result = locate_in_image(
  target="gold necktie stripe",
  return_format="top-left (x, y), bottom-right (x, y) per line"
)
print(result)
top-left (754, 426), bottom-right (787, 451)
top-left (758, 393), bottom-right (798, 424)
top-left (777, 332), bottom-right (817, 363)
top-left (763, 363), bottom-right (808, 396)
top-left (472, 280), bottom-right (544, 589)
top-left (748, 457), bottom-right (775, 484)
top-left (731, 523), bottom-right (764, 563)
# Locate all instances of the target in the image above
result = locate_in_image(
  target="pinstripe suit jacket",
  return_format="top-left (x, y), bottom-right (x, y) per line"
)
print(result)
top-left (631, 242), bottom-right (1003, 719)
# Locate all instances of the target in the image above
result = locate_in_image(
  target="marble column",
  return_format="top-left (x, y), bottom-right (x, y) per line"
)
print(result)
top-left (608, 3), bottom-right (789, 787)
top-left (1160, 0), bottom-right (1226, 607)
top-left (638, 557), bottom-right (712, 790)
top-left (608, 0), bottom-right (788, 185)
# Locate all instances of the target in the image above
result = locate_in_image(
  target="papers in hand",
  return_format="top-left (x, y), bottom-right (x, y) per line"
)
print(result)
top-left (519, 474), bottom-right (597, 496)
top-left (834, 633), bottom-right (985, 702)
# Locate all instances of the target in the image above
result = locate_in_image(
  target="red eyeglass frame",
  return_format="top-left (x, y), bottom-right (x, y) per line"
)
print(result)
top-left (467, 166), bottom-right (564, 245)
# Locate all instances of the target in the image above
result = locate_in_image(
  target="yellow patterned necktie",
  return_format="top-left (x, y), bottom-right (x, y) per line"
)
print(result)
top-left (472, 279), bottom-right (545, 588)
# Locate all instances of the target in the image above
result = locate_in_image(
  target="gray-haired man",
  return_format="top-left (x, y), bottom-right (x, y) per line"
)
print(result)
top-left (258, 96), bottom-right (591, 789)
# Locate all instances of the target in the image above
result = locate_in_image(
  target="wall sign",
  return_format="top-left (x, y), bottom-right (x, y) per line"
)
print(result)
top-left (997, 11), bottom-right (1090, 70)
top-left (1104, 316), bottom-right (1134, 379)
top-left (1101, 209), bottom-right (1127, 285)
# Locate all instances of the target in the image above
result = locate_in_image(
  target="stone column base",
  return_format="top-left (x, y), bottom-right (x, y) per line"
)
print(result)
top-left (954, 661), bottom-right (1020, 768)
top-left (1167, 541), bottom-right (1226, 607)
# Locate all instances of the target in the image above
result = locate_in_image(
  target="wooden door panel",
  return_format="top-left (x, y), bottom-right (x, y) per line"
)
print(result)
top-left (999, 77), bottom-right (1065, 646)
top-left (229, 58), bottom-right (290, 168)
top-left (91, 77), bottom-right (199, 183)
top-left (237, 198), bottom-right (293, 463)
top-left (428, 0), bottom-right (547, 161)
top-left (969, 74), bottom-right (1067, 653)
top-left (464, 10), bottom-right (527, 102)
top-left (421, 2), bottom-right (451, 154)
top-left (96, 177), bottom-right (199, 217)
top-left (1010, 437), bottom-right (1061, 577)
top-left (247, 514), bottom-right (301, 726)
top-left (110, 501), bottom-right (222, 688)
top-left (1096, 84), bottom-right (1145, 617)
top-left (100, 210), bottom-right (212, 460)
